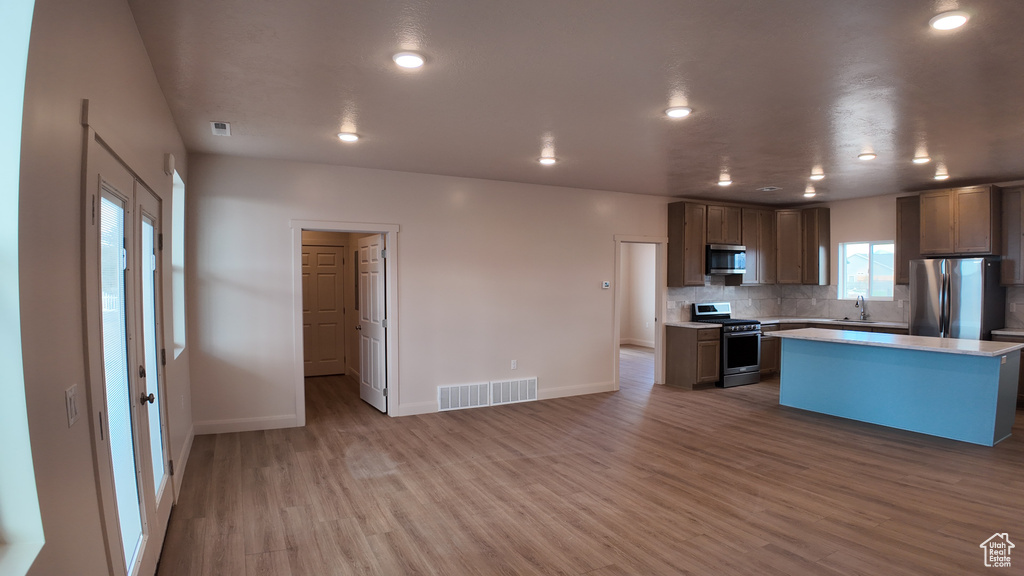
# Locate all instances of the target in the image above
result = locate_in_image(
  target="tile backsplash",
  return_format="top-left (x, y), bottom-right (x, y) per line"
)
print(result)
top-left (667, 276), bottom-right (911, 323)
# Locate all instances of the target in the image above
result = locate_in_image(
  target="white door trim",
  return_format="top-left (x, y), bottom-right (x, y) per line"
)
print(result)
top-left (289, 220), bottom-right (400, 423)
top-left (613, 235), bottom-right (668, 389)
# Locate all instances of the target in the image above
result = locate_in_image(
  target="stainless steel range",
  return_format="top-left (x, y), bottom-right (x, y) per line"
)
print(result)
top-left (691, 302), bottom-right (761, 387)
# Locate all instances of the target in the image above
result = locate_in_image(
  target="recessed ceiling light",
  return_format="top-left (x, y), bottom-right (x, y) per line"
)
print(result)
top-left (930, 11), bottom-right (969, 30)
top-left (804, 185), bottom-right (816, 198)
top-left (665, 106), bottom-right (693, 118)
top-left (718, 178), bottom-right (732, 187)
top-left (810, 173), bottom-right (825, 181)
top-left (538, 157), bottom-right (557, 166)
top-left (858, 152), bottom-right (877, 161)
top-left (934, 174), bottom-right (950, 180)
top-left (912, 156), bottom-right (932, 164)
top-left (337, 132), bottom-right (359, 142)
top-left (393, 52), bottom-right (425, 69)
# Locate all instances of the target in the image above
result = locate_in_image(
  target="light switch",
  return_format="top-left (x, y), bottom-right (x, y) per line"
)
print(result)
top-left (602, 281), bottom-right (610, 289)
top-left (66, 384), bottom-right (80, 427)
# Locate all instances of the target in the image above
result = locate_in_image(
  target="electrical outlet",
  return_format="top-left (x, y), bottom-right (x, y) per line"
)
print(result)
top-left (898, 300), bottom-right (904, 308)
top-left (645, 322), bottom-right (650, 328)
top-left (1013, 303), bottom-right (1017, 313)
top-left (748, 298), bottom-right (752, 306)
top-left (811, 298), bottom-right (816, 306)
top-left (511, 360), bottom-right (517, 370)
top-left (65, 384), bottom-right (80, 427)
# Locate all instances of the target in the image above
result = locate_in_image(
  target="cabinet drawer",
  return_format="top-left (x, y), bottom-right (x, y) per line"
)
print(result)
top-left (698, 328), bottom-right (720, 341)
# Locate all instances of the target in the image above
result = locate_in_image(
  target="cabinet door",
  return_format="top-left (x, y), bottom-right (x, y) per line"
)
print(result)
top-left (723, 206), bottom-right (742, 244)
top-left (954, 186), bottom-right (993, 254)
top-left (760, 336), bottom-right (780, 374)
top-left (777, 210), bottom-right (802, 284)
top-left (707, 205), bottom-right (726, 244)
top-left (683, 203), bottom-right (707, 286)
top-left (919, 189), bottom-right (954, 255)
top-left (696, 339), bottom-right (720, 384)
top-left (741, 209), bottom-right (760, 284)
top-left (895, 195), bottom-right (921, 285)
top-left (758, 209), bottom-right (777, 284)
top-left (801, 208), bottom-right (829, 285)
top-left (1001, 188), bottom-right (1023, 285)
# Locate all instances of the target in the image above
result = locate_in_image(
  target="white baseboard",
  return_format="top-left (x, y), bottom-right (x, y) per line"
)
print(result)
top-left (172, 424), bottom-right (194, 502)
top-left (396, 400), bottom-right (437, 416)
top-left (193, 414), bottom-right (297, 435)
top-left (538, 380), bottom-right (616, 400)
top-left (620, 338), bottom-right (655, 348)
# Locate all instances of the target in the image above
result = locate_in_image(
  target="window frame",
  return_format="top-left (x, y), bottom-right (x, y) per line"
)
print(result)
top-left (838, 240), bottom-right (895, 301)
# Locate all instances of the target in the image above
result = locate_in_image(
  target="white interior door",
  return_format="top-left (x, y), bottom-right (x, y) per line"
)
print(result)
top-left (87, 137), bottom-right (171, 576)
top-left (358, 234), bottom-right (387, 412)
top-left (302, 245), bottom-right (346, 376)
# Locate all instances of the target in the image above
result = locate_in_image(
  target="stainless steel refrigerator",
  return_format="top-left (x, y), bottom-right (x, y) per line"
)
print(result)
top-left (909, 258), bottom-right (1005, 339)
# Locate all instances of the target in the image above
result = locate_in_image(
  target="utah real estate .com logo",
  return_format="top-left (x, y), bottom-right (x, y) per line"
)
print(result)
top-left (980, 533), bottom-right (1014, 568)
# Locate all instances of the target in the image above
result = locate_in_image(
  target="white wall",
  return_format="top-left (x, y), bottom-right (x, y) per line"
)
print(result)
top-left (826, 193), bottom-right (900, 284)
top-left (188, 154), bottom-right (669, 424)
top-left (19, 0), bottom-right (189, 573)
top-left (619, 243), bottom-right (656, 347)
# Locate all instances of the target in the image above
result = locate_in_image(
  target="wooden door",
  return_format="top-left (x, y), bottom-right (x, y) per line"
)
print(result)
top-left (919, 189), bottom-right (954, 255)
top-left (302, 245), bottom-right (346, 376)
top-left (741, 209), bottom-right (759, 284)
top-left (683, 203), bottom-right (706, 285)
top-left (895, 195), bottom-right (921, 285)
top-left (776, 210), bottom-right (802, 284)
top-left (358, 235), bottom-right (387, 413)
top-left (1001, 188), bottom-right (1023, 285)
top-left (696, 340), bottom-right (720, 384)
top-left (954, 186), bottom-right (993, 254)
top-left (758, 209), bottom-right (777, 284)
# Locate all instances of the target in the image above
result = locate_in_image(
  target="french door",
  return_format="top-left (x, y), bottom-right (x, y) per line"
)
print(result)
top-left (86, 134), bottom-right (172, 576)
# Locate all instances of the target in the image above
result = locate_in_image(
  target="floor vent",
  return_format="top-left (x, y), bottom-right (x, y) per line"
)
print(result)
top-left (491, 377), bottom-right (538, 406)
top-left (438, 383), bottom-right (490, 411)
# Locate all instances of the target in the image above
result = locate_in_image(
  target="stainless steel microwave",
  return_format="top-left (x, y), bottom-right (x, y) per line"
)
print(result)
top-left (706, 244), bottom-right (746, 275)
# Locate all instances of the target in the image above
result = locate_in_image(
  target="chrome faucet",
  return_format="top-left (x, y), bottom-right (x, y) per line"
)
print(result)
top-left (856, 295), bottom-right (868, 320)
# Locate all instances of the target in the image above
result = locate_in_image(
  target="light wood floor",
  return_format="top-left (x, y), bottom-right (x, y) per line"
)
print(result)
top-left (158, 346), bottom-right (1024, 575)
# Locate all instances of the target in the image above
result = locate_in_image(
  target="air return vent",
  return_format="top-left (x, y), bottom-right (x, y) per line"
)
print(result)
top-left (757, 186), bottom-right (782, 192)
top-left (210, 121), bottom-right (231, 136)
top-left (438, 383), bottom-right (490, 411)
top-left (491, 378), bottom-right (538, 406)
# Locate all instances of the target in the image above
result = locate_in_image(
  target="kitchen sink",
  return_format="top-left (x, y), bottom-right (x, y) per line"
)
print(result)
top-left (840, 319), bottom-right (877, 324)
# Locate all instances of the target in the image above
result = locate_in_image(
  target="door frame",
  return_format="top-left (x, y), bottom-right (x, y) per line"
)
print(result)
top-left (612, 235), bottom-right (668, 388)
top-left (81, 127), bottom-right (173, 576)
top-left (290, 220), bottom-right (400, 422)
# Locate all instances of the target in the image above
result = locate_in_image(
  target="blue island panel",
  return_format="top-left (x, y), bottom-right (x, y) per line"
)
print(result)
top-left (779, 338), bottom-right (1018, 446)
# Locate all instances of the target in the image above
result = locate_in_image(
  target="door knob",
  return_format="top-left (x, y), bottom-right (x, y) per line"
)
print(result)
top-left (140, 393), bottom-right (155, 405)
top-left (356, 325), bottom-right (361, 331)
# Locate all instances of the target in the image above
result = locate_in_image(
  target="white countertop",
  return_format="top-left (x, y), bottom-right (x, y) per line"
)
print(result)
top-left (775, 328), bottom-right (1024, 357)
top-left (665, 321), bottom-right (719, 328)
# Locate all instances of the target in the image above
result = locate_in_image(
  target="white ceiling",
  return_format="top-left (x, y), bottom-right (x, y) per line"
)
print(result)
top-left (129, 0), bottom-right (1024, 203)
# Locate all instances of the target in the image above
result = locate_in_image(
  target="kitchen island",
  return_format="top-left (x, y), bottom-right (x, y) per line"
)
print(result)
top-left (775, 328), bottom-right (1022, 446)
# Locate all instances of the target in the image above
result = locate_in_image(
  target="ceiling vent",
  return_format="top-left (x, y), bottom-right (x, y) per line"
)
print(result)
top-left (210, 121), bottom-right (231, 136)
top-left (757, 186), bottom-right (782, 192)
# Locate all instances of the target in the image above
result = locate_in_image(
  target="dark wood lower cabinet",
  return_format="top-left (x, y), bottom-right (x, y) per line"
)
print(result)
top-left (990, 334), bottom-right (1024, 408)
top-left (666, 326), bottom-right (720, 388)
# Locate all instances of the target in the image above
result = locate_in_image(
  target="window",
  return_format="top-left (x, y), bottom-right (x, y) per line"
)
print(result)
top-left (171, 170), bottom-right (186, 356)
top-left (1, 1), bottom-right (46, 574)
top-left (839, 241), bottom-right (894, 300)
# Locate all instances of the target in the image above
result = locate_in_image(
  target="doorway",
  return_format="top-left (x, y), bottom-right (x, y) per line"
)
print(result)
top-left (82, 132), bottom-right (173, 576)
top-left (290, 220), bottom-right (400, 422)
top-left (612, 236), bottom-right (667, 389)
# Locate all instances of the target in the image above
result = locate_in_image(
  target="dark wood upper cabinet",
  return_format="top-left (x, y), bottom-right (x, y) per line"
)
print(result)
top-left (920, 186), bottom-right (1000, 256)
top-left (1001, 186), bottom-right (1024, 285)
top-left (741, 208), bottom-right (776, 285)
top-left (668, 202), bottom-right (707, 287)
top-left (707, 204), bottom-right (742, 245)
top-left (801, 208), bottom-right (830, 286)
top-left (776, 209), bottom-right (803, 284)
top-left (895, 195), bottom-right (921, 285)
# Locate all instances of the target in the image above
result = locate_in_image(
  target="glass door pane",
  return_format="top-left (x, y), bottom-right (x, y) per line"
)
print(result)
top-left (140, 217), bottom-right (166, 495)
top-left (100, 194), bottom-right (144, 572)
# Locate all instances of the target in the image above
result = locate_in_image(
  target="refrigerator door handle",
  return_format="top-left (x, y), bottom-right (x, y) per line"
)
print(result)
top-left (939, 260), bottom-right (949, 338)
